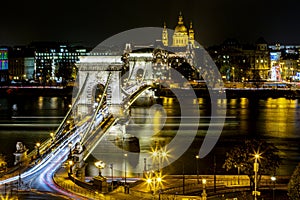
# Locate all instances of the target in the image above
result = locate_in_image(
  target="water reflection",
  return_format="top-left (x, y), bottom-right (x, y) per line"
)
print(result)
top-left (0, 95), bottom-right (299, 177)
top-left (88, 97), bottom-right (300, 177)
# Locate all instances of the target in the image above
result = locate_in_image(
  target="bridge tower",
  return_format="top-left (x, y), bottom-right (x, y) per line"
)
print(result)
top-left (127, 53), bottom-right (153, 85)
top-left (75, 56), bottom-right (123, 119)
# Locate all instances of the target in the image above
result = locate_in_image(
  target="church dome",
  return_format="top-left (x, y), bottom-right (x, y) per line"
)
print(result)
top-left (174, 12), bottom-right (187, 34)
top-left (175, 24), bottom-right (187, 33)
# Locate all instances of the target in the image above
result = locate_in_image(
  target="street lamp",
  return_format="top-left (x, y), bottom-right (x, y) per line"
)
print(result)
top-left (157, 176), bottom-right (162, 200)
top-left (195, 155), bottom-right (200, 184)
top-left (68, 142), bottom-right (72, 157)
top-left (271, 176), bottom-right (276, 200)
top-left (232, 67), bottom-right (235, 82)
top-left (234, 164), bottom-right (243, 185)
top-left (50, 132), bottom-right (54, 141)
top-left (36, 142), bottom-right (40, 158)
top-left (68, 160), bottom-right (74, 174)
top-left (94, 160), bottom-right (105, 176)
top-left (152, 148), bottom-right (167, 173)
top-left (124, 153), bottom-right (128, 185)
top-left (146, 172), bottom-right (163, 197)
top-left (110, 163), bottom-right (114, 191)
top-left (253, 154), bottom-right (261, 200)
top-left (202, 178), bottom-right (207, 200)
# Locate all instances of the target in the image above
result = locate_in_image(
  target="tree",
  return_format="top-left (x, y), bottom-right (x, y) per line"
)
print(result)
top-left (223, 139), bottom-right (281, 189)
top-left (288, 163), bottom-right (300, 199)
top-left (0, 154), bottom-right (7, 173)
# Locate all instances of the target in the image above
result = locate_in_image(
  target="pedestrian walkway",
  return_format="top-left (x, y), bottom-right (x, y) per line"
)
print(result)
top-left (54, 168), bottom-right (289, 200)
top-left (53, 167), bottom-right (154, 200)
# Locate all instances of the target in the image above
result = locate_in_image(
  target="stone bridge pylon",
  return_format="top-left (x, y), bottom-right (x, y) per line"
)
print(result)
top-left (75, 56), bottom-right (124, 119)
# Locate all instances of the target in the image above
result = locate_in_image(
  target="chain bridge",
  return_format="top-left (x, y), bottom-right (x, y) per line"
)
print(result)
top-left (0, 44), bottom-right (200, 197)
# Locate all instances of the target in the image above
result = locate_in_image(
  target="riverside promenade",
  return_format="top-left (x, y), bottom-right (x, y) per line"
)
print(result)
top-left (53, 166), bottom-right (289, 200)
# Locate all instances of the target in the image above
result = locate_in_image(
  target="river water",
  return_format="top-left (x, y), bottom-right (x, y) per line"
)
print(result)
top-left (0, 95), bottom-right (299, 178)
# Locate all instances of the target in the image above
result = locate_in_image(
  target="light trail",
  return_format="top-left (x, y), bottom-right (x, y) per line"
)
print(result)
top-left (11, 116), bottom-right (64, 119)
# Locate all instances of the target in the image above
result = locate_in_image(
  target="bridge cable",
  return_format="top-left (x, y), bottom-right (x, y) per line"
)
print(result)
top-left (80, 72), bottom-right (112, 144)
top-left (82, 85), bottom-right (151, 160)
top-left (125, 59), bottom-right (136, 85)
top-left (54, 73), bottom-right (90, 139)
top-left (26, 73), bottom-right (90, 159)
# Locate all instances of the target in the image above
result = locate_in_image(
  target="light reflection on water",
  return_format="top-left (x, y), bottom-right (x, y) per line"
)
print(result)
top-left (0, 96), bottom-right (68, 165)
top-left (87, 97), bottom-right (300, 177)
top-left (0, 96), bottom-right (299, 177)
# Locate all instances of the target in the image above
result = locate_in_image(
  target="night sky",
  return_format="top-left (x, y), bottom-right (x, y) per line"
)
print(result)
top-left (1, 0), bottom-right (300, 48)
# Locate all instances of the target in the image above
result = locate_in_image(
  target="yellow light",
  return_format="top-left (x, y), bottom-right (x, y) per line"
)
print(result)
top-left (195, 155), bottom-right (199, 159)
top-left (255, 154), bottom-right (260, 159)
top-left (152, 151), bottom-right (158, 157)
top-left (0, 193), bottom-right (18, 200)
top-left (146, 178), bottom-right (152, 184)
top-left (36, 142), bottom-right (40, 147)
top-left (94, 160), bottom-right (105, 169)
top-left (69, 160), bottom-right (73, 166)
top-left (202, 179), bottom-right (207, 184)
top-left (157, 177), bottom-right (162, 182)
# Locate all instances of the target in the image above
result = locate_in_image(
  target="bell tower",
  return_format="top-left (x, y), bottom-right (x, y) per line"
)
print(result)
top-left (162, 22), bottom-right (168, 46)
top-left (189, 22), bottom-right (195, 46)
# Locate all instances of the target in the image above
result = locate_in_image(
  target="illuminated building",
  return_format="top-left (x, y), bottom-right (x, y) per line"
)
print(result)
top-left (208, 38), bottom-right (271, 81)
top-left (31, 42), bottom-right (89, 83)
top-left (252, 37), bottom-right (270, 80)
top-left (269, 44), bottom-right (300, 81)
top-left (162, 12), bottom-right (195, 47)
top-left (0, 47), bottom-right (9, 82)
top-left (157, 13), bottom-right (198, 81)
top-left (8, 46), bottom-right (34, 81)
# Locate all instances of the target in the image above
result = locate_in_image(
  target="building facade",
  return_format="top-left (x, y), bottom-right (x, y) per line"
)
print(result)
top-left (162, 12), bottom-right (194, 47)
top-left (0, 47), bottom-right (9, 82)
top-left (30, 42), bottom-right (89, 84)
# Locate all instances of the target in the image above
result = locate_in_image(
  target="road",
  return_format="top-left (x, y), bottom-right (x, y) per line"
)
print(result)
top-left (0, 122), bottom-right (89, 199)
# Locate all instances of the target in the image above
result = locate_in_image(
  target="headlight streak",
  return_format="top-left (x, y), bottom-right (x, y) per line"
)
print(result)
top-left (0, 127), bottom-right (84, 185)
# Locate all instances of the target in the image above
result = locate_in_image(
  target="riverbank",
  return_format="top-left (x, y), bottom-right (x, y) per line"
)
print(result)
top-left (2, 84), bottom-right (300, 99)
top-left (155, 87), bottom-right (300, 99)
top-left (0, 86), bottom-right (74, 97)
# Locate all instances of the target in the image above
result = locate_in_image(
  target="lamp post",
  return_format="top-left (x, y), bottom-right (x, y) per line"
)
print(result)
top-left (146, 176), bottom-right (153, 192)
top-left (235, 164), bottom-right (243, 185)
top-left (94, 160), bottom-right (105, 177)
top-left (110, 163), bottom-right (114, 191)
top-left (253, 154), bottom-right (260, 200)
top-left (146, 172), bottom-right (162, 198)
top-left (201, 179), bottom-right (207, 200)
top-left (124, 153), bottom-right (127, 186)
top-left (68, 142), bottom-right (72, 156)
top-left (271, 176), bottom-right (276, 200)
top-left (157, 176), bottom-right (162, 200)
top-left (68, 160), bottom-right (74, 174)
top-left (195, 155), bottom-right (200, 184)
top-left (152, 149), bottom-right (167, 173)
top-left (36, 142), bottom-right (40, 158)
top-left (50, 132), bottom-right (54, 141)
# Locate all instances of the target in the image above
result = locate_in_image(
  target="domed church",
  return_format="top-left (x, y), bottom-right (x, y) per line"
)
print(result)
top-left (162, 12), bottom-right (195, 47)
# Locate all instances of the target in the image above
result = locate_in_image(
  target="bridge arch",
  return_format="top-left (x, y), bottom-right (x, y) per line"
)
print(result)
top-left (74, 56), bottom-right (123, 119)
top-left (92, 83), bottom-right (105, 106)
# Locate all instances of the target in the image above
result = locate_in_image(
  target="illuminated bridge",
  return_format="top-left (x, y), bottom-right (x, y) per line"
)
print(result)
top-left (0, 44), bottom-right (203, 198)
